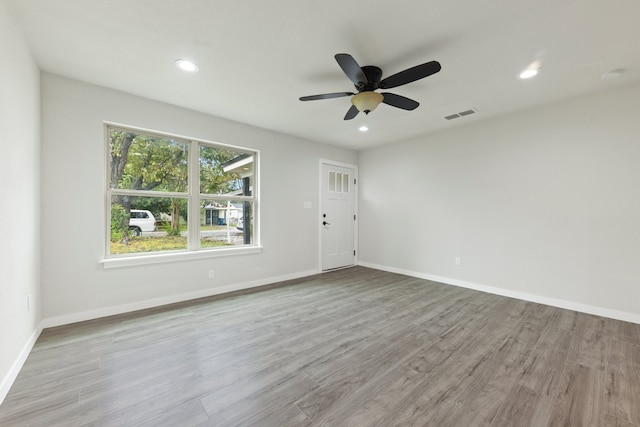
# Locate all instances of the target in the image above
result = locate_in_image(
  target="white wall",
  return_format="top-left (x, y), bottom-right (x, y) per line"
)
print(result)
top-left (40, 73), bottom-right (356, 321)
top-left (0, 0), bottom-right (42, 402)
top-left (359, 82), bottom-right (640, 321)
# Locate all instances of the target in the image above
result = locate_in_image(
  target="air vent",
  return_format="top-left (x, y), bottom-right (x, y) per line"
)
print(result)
top-left (445, 108), bottom-right (477, 120)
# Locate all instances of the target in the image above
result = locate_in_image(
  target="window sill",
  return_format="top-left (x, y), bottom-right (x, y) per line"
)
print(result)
top-left (100, 246), bottom-right (262, 269)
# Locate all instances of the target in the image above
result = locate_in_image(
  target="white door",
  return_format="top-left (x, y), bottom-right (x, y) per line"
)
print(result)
top-left (321, 162), bottom-right (356, 270)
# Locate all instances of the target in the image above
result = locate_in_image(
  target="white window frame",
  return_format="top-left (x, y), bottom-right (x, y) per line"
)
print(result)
top-left (101, 122), bottom-right (260, 269)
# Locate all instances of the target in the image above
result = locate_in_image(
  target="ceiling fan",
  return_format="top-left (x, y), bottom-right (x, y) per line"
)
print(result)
top-left (299, 53), bottom-right (441, 120)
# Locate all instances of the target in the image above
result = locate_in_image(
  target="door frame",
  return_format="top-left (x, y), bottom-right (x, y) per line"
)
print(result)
top-left (318, 158), bottom-right (359, 271)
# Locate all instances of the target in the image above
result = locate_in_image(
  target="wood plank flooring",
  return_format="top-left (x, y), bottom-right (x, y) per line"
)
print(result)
top-left (1, 266), bottom-right (639, 426)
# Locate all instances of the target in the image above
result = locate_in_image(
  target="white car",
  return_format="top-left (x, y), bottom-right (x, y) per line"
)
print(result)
top-left (129, 209), bottom-right (157, 236)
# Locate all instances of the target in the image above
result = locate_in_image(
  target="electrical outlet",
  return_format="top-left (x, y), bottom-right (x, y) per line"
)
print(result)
top-left (208, 269), bottom-right (215, 279)
top-left (455, 257), bottom-right (461, 266)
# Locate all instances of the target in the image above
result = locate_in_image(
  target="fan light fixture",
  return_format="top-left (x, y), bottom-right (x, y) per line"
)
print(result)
top-left (298, 53), bottom-right (441, 120)
top-left (351, 91), bottom-right (383, 114)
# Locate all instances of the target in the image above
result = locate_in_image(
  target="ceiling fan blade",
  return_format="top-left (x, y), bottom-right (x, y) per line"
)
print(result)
top-left (381, 93), bottom-right (420, 110)
top-left (335, 54), bottom-right (367, 89)
top-left (300, 92), bottom-right (355, 101)
top-left (379, 61), bottom-right (441, 89)
top-left (344, 104), bottom-right (359, 120)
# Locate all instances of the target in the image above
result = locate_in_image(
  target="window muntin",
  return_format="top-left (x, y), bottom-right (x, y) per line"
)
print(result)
top-left (106, 124), bottom-right (258, 258)
top-left (328, 170), bottom-right (350, 194)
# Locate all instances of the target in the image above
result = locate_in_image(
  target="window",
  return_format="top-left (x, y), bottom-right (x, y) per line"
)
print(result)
top-left (328, 170), bottom-right (349, 194)
top-left (106, 124), bottom-right (258, 260)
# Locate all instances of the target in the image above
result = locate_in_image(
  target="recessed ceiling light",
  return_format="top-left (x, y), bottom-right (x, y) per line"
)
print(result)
top-left (519, 68), bottom-right (538, 79)
top-left (601, 69), bottom-right (623, 81)
top-left (519, 59), bottom-right (542, 79)
top-left (359, 126), bottom-right (369, 132)
top-left (175, 59), bottom-right (199, 72)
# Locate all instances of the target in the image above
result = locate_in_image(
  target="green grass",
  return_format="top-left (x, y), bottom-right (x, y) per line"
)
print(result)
top-left (200, 239), bottom-right (229, 249)
top-left (110, 235), bottom-right (231, 254)
top-left (157, 224), bottom-right (234, 233)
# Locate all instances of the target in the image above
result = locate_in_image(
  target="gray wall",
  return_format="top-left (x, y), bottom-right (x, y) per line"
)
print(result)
top-left (359, 82), bottom-right (640, 321)
top-left (0, 0), bottom-right (41, 401)
top-left (40, 73), bottom-right (357, 322)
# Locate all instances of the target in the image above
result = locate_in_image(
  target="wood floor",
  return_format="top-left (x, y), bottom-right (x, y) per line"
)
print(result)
top-left (1, 266), bottom-right (639, 426)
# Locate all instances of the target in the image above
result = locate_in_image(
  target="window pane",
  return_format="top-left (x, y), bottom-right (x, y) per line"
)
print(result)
top-left (200, 199), bottom-right (253, 247)
top-left (110, 195), bottom-right (188, 254)
top-left (343, 173), bottom-right (349, 193)
top-left (109, 129), bottom-right (189, 192)
top-left (200, 146), bottom-right (252, 195)
top-left (329, 171), bottom-right (336, 192)
top-left (106, 125), bottom-right (258, 259)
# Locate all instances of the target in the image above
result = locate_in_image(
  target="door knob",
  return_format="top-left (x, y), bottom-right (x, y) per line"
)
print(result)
top-left (323, 221), bottom-right (331, 226)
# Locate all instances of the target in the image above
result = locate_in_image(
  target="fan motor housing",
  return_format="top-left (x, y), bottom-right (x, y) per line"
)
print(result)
top-left (359, 66), bottom-right (383, 91)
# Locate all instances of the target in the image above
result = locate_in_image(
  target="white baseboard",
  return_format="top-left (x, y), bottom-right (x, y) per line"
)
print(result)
top-left (42, 269), bottom-right (319, 328)
top-left (0, 321), bottom-right (44, 405)
top-left (358, 261), bottom-right (640, 325)
top-left (8, 263), bottom-right (636, 406)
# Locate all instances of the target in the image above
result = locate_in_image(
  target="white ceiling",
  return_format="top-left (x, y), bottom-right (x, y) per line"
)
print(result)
top-left (7, 0), bottom-right (640, 150)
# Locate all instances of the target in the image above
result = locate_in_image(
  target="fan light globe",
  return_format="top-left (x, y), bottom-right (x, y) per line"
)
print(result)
top-left (352, 91), bottom-right (383, 114)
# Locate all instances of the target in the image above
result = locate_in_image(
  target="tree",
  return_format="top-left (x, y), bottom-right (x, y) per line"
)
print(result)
top-left (109, 131), bottom-right (135, 243)
top-left (109, 130), bottom-right (188, 241)
top-left (199, 146), bottom-right (242, 194)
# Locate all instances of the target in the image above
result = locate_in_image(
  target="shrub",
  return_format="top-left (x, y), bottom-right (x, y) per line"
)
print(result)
top-left (110, 204), bottom-right (128, 242)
